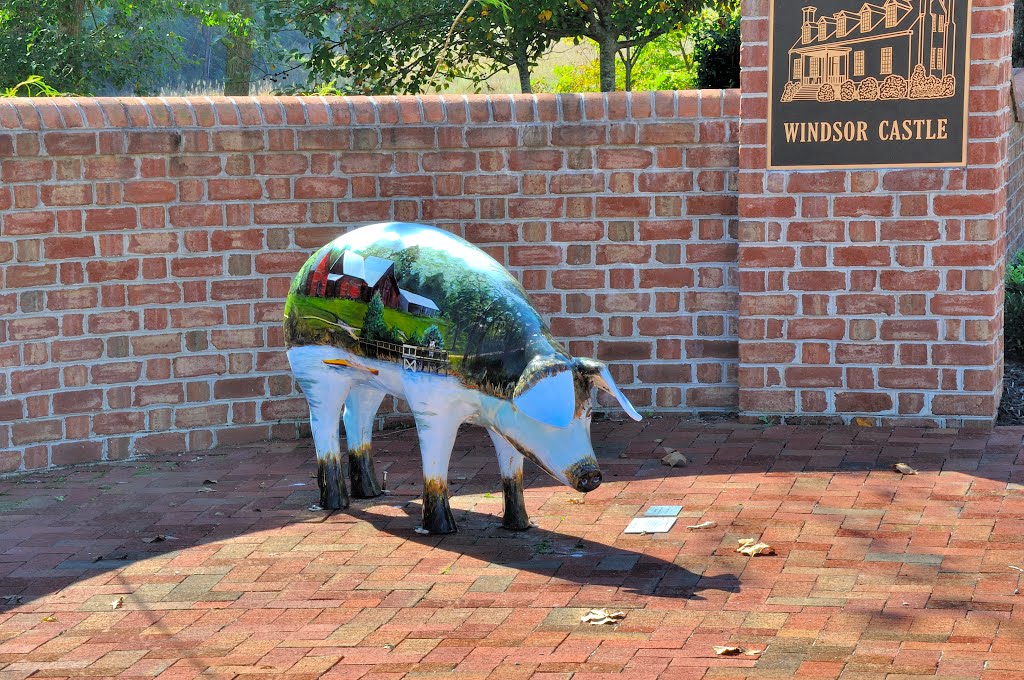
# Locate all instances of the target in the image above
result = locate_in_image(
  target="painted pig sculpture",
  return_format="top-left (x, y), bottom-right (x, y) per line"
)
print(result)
top-left (284, 222), bottom-right (641, 534)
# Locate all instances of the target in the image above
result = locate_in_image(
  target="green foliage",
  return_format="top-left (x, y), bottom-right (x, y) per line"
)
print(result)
top-left (422, 325), bottom-right (445, 348)
top-left (1006, 250), bottom-right (1024, 358)
top-left (0, 75), bottom-right (67, 97)
top-left (267, 0), bottom-right (552, 94)
top-left (0, 0), bottom-right (254, 95)
top-left (690, 1), bottom-right (739, 88)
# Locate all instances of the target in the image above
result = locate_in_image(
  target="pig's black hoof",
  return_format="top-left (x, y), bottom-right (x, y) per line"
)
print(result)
top-left (421, 478), bottom-right (457, 534)
top-left (502, 476), bottom-right (530, 530)
top-left (317, 456), bottom-right (350, 510)
top-left (349, 448), bottom-right (382, 498)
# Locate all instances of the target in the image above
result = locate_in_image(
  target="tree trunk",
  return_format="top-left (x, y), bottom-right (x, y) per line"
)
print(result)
top-left (597, 36), bottom-right (617, 92)
top-left (515, 52), bottom-right (533, 94)
top-left (60, 0), bottom-right (86, 37)
top-left (223, 0), bottom-right (253, 96)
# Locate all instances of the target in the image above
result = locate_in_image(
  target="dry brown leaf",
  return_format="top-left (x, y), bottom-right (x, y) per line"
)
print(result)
top-left (713, 645), bottom-right (761, 656)
top-left (111, 597), bottom-right (124, 610)
top-left (853, 417), bottom-right (873, 427)
top-left (893, 463), bottom-right (918, 475)
top-left (736, 538), bottom-right (775, 556)
top-left (687, 521), bottom-right (717, 530)
top-left (142, 534), bottom-right (175, 543)
top-left (580, 609), bottom-right (625, 625)
top-left (567, 498), bottom-right (583, 504)
top-left (661, 451), bottom-right (688, 468)
top-left (202, 479), bottom-right (218, 485)
top-left (41, 615), bottom-right (56, 622)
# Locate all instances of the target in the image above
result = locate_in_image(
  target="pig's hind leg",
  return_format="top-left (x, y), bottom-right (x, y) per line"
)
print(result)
top-left (287, 348), bottom-right (354, 510)
top-left (343, 386), bottom-right (386, 498)
top-left (488, 431), bottom-right (531, 531)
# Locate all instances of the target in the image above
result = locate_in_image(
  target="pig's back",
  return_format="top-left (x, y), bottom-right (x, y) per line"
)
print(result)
top-left (284, 222), bottom-right (566, 400)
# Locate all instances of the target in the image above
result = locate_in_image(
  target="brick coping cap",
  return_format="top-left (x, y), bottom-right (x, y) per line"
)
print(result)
top-left (0, 89), bottom-right (741, 130)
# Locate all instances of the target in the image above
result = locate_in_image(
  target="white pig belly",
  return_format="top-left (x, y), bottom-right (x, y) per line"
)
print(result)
top-left (286, 344), bottom-right (483, 419)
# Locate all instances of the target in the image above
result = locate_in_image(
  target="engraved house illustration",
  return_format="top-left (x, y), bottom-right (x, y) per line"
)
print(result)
top-left (780, 0), bottom-right (957, 103)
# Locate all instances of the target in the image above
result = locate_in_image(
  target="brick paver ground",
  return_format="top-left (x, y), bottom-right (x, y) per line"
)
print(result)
top-left (1, 418), bottom-right (1023, 679)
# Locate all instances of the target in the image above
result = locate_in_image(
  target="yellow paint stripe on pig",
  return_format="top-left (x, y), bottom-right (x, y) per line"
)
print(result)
top-left (322, 359), bottom-right (379, 375)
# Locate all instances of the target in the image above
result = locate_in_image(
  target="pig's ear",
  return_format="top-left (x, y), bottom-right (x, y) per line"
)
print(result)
top-left (512, 357), bottom-right (576, 428)
top-left (575, 358), bottom-right (643, 421)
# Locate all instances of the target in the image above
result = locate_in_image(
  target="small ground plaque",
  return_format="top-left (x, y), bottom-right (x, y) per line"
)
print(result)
top-left (624, 517), bottom-right (677, 534)
top-left (644, 505), bottom-right (682, 517)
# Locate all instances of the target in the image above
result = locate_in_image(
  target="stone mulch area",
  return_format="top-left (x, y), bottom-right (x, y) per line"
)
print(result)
top-left (998, 359), bottom-right (1024, 425)
top-left (0, 418), bottom-right (1023, 679)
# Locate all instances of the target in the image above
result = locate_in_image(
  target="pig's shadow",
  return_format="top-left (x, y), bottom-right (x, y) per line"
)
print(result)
top-left (345, 499), bottom-right (739, 601)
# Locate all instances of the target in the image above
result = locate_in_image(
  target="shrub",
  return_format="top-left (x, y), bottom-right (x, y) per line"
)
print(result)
top-left (879, 74), bottom-right (907, 99)
top-left (858, 77), bottom-right (879, 101)
top-left (691, 6), bottom-right (740, 89)
top-left (1007, 250), bottom-right (1024, 358)
top-left (816, 83), bottom-right (836, 102)
top-left (839, 80), bottom-right (857, 101)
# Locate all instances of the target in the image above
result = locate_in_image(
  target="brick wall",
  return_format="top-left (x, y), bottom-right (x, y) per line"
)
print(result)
top-left (738, 0), bottom-right (1012, 426)
top-left (0, 91), bottom-right (740, 472)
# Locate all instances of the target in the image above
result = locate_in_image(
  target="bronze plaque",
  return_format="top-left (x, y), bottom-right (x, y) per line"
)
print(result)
top-left (767, 0), bottom-right (972, 169)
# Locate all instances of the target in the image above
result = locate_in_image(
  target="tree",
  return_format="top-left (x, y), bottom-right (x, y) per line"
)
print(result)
top-left (362, 292), bottom-right (391, 343)
top-left (269, 0), bottom-right (564, 94)
top-left (556, 0), bottom-right (701, 92)
top-left (450, 0), bottom-right (556, 93)
top-left (0, 0), bottom-right (254, 95)
top-left (223, 0), bottom-right (255, 94)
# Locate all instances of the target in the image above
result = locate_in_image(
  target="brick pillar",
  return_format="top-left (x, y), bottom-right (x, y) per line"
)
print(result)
top-left (737, 0), bottom-right (1012, 426)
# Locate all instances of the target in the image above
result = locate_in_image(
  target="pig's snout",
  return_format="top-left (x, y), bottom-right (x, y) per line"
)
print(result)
top-left (573, 466), bottom-right (603, 493)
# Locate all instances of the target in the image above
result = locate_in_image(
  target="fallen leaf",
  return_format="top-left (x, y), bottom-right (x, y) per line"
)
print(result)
top-left (893, 463), bottom-right (918, 475)
top-left (736, 538), bottom-right (775, 556)
top-left (853, 416), bottom-right (873, 427)
top-left (580, 608), bottom-right (625, 625)
top-left (713, 645), bottom-right (744, 655)
top-left (567, 498), bottom-right (583, 504)
top-left (654, 438), bottom-right (664, 444)
top-left (661, 450), bottom-right (688, 468)
top-left (41, 615), bottom-right (56, 622)
top-left (54, 495), bottom-right (65, 502)
top-left (142, 534), bottom-right (175, 543)
top-left (687, 521), bottom-right (717, 530)
top-left (111, 597), bottom-right (124, 610)
top-left (414, 527), bottom-right (430, 535)
top-left (202, 479), bottom-right (218, 485)
top-left (258, 482), bottom-right (266, 489)
top-left (197, 487), bottom-right (216, 493)
top-left (308, 504), bottom-right (323, 512)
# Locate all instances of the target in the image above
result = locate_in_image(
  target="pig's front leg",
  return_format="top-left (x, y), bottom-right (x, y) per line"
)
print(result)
top-left (488, 430), bottom-right (530, 531)
top-left (343, 386), bottom-right (386, 498)
top-left (406, 389), bottom-right (475, 534)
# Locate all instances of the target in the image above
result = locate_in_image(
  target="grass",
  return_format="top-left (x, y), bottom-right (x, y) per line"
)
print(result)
top-left (440, 39), bottom-right (598, 94)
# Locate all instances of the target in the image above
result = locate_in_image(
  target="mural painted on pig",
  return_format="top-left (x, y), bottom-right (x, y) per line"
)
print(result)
top-left (284, 222), bottom-right (641, 534)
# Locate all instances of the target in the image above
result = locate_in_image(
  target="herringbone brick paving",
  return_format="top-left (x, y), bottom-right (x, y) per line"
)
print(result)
top-left (0, 418), bottom-right (1022, 679)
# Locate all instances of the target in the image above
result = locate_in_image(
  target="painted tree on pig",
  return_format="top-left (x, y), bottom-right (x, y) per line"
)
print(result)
top-left (284, 222), bottom-right (641, 534)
